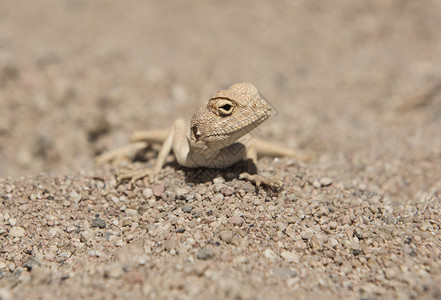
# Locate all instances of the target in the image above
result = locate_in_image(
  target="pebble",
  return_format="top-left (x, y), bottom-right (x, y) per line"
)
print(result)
top-left (220, 186), bottom-right (234, 196)
top-left (8, 218), bottom-right (17, 226)
top-left (92, 215), bottom-right (106, 229)
top-left (0, 288), bottom-right (12, 300)
top-left (284, 225), bottom-right (297, 238)
top-left (280, 250), bottom-right (300, 263)
top-left (165, 191), bottom-right (176, 202)
top-left (384, 268), bottom-right (396, 280)
top-left (294, 240), bottom-right (307, 250)
top-left (9, 226), bottom-right (25, 237)
top-left (197, 248), bottom-right (214, 260)
top-left (105, 264), bottom-right (124, 279)
top-left (213, 177), bottom-right (225, 185)
top-left (80, 229), bottom-right (94, 242)
top-left (152, 184), bottom-right (165, 197)
top-left (125, 209), bottom-right (138, 216)
top-left (196, 185), bottom-right (208, 195)
top-left (313, 180), bottom-right (321, 189)
top-left (300, 228), bottom-right (314, 240)
top-left (185, 193), bottom-right (195, 202)
top-left (320, 177), bottom-right (333, 187)
top-left (219, 230), bottom-right (233, 244)
top-left (7, 262), bottom-right (15, 272)
top-left (66, 225), bottom-right (77, 233)
top-left (183, 205), bottom-right (193, 213)
top-left (211, 193), bottom-right (224, 203)
top-left (175, 187), bottom-right (189, 198)
top-left (263, 249), bottom-right (278, 260)
top-left (23, 258), bottom-right (40, 271)
top-left (69, 190), bottom-right (82, 203)
top-left (272, 267), bottom-right (297, 279)
top-left (276, 222), bottom-right (288, 232)
top-left (328, 221), bottom-right (338, 229)
top-left (58, 251), bottom-right (72, 259)
top-left (142, 188), bottom-right (153, 199)
top-left (49, 227), bottom-right (63, 237)
top-left (228, 216), bottom-right (244, 226)
top-left (165, 239), bottom-right (177, 252)
top-left (310, 236), bottom-right (323, 252)
top-left (316, 206), bottom-right (329, 218)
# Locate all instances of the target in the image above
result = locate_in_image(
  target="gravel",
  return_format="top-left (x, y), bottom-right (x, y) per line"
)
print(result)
top-left (1, 165), bottom-right (440, 299)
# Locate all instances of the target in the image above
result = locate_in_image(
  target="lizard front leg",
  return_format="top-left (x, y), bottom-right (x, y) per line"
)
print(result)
top-left (239, 141), bottom-right (283, 191)
top-left (239, 137), bottom-right (314, 190)
top-left (117, 120), bottom-right (182, 183)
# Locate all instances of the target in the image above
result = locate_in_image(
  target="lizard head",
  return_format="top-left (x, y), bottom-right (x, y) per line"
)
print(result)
top-left (190, 82), bottom-right (271, 153)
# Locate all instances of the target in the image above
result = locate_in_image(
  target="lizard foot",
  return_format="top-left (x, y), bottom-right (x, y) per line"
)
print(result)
top-left (117, 168), bottom-right (153, 184)
top-left (95, 142), bottom-right (148, 166)
top-left (239, 173), bottom-right (283, 191)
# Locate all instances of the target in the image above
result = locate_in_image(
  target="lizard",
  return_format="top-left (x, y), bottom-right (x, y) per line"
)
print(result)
top-left (96, 82), bottom-right (307, 190)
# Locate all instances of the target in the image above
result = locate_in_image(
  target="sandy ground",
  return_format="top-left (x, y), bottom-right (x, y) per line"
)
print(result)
top-left (1, 0), bottom-right (441, 299)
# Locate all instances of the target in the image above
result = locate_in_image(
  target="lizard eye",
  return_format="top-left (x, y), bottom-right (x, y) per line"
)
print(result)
top-left (217, 100), bottom-right (234, 116)
top-left (220, 104), bottom-right (232, 111)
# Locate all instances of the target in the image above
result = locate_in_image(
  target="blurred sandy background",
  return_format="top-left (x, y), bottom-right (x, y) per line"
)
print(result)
top-left (1, 0), bottom-right (440, 203)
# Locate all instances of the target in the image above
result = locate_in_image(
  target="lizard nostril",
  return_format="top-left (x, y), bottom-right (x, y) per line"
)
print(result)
top-left (191, 125), bottom-right (200, 141)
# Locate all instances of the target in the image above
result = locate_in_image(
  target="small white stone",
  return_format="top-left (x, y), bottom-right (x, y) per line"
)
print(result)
top-left (313, 180), bottom-right (321, 188)
top-left (142, 188), bottom-right (154, 199)
top-left (106, 264), bottom-right (124, 279)
top-left (263, 249), bottom-right (278, 261)
top-left (9, 226), bottom-right (25, 237)
top-left (213, 177), bottom-right (225, 184)
top-left (81, 229), bottom-right (94, 242)
top-left (125, 209), bottom-right (138, 216)
top-left (8, 218), bottom-right (17, 226)
top-left (49, 227), bottom-right (63, 237)
top-left (212, 194), bottom-right (224, 203)
top-left (66, 225), bottom-right (76, 233)
top-left (301, 228), bottom-right (314, 240)
top-left (69, 190), bottom-right (82, 203)
top-left (320, 177), bottom-right (333, 187)
top-left (281, 250), bottom-right (300, 263)
top-left (0, 288), bottom-right (12, 300)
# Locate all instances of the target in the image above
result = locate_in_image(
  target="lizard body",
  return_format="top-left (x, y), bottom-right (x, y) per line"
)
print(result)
top-left (97, 82), bottom-right (305, 189)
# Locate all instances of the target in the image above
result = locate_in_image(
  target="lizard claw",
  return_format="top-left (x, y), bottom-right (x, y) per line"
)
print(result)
top-left (239, 173), bottom-right (283, 191)
top-left (117, 168), bottom-right (153, 184)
